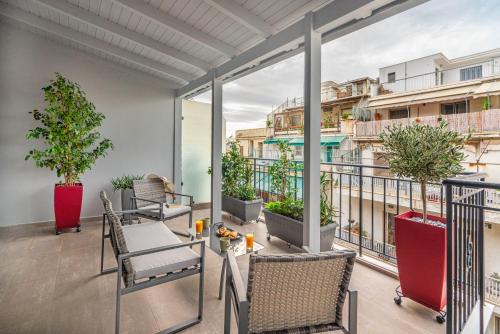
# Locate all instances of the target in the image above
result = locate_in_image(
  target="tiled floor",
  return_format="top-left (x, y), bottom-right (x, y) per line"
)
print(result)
top-left (0, 210), bottom-right (443, 334)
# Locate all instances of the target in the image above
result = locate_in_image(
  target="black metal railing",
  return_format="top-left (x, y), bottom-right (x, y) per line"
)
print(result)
top-left (444, 178), bottom-right (500, 334)
top-left (248, 158), bottom-right (450, 262)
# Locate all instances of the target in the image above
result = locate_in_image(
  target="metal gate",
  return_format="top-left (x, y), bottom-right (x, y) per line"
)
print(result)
top-left (445, 178), bottom-right (489, 334)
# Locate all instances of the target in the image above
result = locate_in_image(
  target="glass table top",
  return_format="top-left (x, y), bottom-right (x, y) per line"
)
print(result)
top-left (191, 222), bottom-right (264, 257)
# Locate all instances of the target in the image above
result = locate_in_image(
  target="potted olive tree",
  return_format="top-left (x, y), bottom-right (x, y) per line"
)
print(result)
top-left (380, 121), bottom-right (466, 322)
top-left (263, 140), bottom-right (339, 251)
top-left (26, 73), bottom-right (113, 234)
top-left (216, 140), bottom-right (262, 224)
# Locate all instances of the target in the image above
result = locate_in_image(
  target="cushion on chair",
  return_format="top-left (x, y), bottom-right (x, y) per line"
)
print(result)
top-left (139, 204), bottom-right (191, 219)
top-left (122, 222), bottom-right (200, 280)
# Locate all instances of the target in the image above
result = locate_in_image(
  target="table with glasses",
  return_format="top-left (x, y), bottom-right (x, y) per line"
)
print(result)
top-left (192, 221), bottom-right (264, 299)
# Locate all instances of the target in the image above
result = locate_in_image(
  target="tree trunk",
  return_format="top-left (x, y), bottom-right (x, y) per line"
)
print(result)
top-left (420, 182), bottom-right (427, 223)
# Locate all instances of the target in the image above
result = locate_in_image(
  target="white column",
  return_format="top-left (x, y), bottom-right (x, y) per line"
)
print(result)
top-left (303, 12), bottom-right (321, 253)
top-left (211, 78), bottom-right (223, 225)
top-left (173, 97), bottom-right (182, 201)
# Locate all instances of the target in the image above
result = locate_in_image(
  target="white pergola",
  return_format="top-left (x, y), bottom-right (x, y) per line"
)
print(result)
top-left (0, 0), bottom-right (429, 252)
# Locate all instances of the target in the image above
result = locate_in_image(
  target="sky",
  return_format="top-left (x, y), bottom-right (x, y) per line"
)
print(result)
top-left (192, 0), bottom-right (500, 137)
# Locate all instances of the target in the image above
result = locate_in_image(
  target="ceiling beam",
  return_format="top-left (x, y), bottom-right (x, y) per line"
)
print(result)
top-left (203, 0), bottom-right (275, 38)
top-left (0, 3), bottom-right (192, 86)
top-left (177, 0), bottom-right (429, 97)
top-left (33, 0), bottom-right (211, 72)
top-left (111, 0), bottom-right (238, 58)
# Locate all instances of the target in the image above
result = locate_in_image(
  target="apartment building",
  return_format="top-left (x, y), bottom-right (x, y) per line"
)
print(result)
top-left (264, 78), bottom-right (376, 161)
top-left (348, 48), bottom-right (500, 282)
top-left (234, 128), bottom-right (267, 158)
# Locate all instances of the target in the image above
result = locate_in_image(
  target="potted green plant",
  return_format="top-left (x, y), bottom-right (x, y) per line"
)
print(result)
top-left (263, 141), bottom-right (339, 251)
top-left (213, 140), bottom-right (262, 224)
top-left (111, 174), bottom-right (144, 218)
top-left (26, 73), bottom-right (113, 234)
top-left (380, 120), bottom-right (466, 321)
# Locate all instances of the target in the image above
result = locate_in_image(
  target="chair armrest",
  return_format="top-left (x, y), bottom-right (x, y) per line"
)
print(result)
top-left (227, 251), bottom-right (247, 304)
top-left (164, 192), bottom-right (194, 205)
top-left (348, 288), bottom-right (358, 334)
top-left (131, 196), bottom-right (164, 205)
top-left (118, 240), bottom-right (205, 260)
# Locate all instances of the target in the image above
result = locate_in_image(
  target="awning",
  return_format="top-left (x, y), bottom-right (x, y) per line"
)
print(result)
top-left (368, 82), bottom-right (481, 109)
top-left (263, 138), bottom-right (289, 144)
top-left (288, 136), bottom-right (345, 147)
top-left (473, 81), bottom-right (500, 98)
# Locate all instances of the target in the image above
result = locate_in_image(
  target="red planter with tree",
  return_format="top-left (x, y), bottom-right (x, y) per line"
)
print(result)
top-left (26, 73), bottom-right (113, 234)
top-left (380, 121), bottom-right (466, 323)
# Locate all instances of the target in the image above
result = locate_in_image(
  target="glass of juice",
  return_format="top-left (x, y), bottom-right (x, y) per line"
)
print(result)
top-left (245, 232), bottom-right (254, 251)
top-left (195, 220), bottom-right (203, 237)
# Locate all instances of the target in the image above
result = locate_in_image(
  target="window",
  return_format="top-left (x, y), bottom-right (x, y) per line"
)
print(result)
top-left (275, 116), bottom-right (282, 128)
top-left (389, 109), bottom-right (409, 119)
top-left (388, 72), bottom-right (396, 83)
top-left (291, 115), bottom-right (302, 127)
top-left (460, 65), bottom-right (482, 81)
top-left (441, 102), bottom-right (467, 115)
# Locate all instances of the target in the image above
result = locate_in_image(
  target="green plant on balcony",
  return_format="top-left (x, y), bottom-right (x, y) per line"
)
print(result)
top-left (266, 119), bottom-right (273, 128)
top-left (209, 140), bottom-right (256, 201)
top-left (111, 174), bottom-right (145, 191)
top-left (380, 121), bottom-right (466, 223)
top-left (265, 141), bottom-right (337, 226)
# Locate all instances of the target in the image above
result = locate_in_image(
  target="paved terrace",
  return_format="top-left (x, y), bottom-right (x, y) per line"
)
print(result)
top-left (0, 209), bottom-right (443, 334)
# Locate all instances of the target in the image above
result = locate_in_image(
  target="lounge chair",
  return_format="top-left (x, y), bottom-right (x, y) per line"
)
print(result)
top-left (224, 250), bottom-right (357, 334)
top-left (132, 179), bottom-right (193, 238)
top-left (99, 191), bottom-right (205, 334)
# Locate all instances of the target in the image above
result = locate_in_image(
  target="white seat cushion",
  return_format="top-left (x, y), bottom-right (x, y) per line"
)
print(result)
top-left (139, 203), bottom-right (191, 219)
top-left (122, 222), bottom-right (200, 280)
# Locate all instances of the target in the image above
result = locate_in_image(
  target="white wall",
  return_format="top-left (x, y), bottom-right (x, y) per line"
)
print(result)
top-left (0, 21), bottom-right (175, 226)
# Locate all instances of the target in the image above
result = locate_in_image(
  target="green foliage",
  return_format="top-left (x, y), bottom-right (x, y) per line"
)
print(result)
top-left (341, 112), bottom-right (351, 121)
top-left (320, 172), bottom-right (338, 226)
top-left (267, 140), bottom-right (300, 201)
top-left (380, 121), bottom-right (466, 222)
top-left (111, 174), bottom-right (144, 191)
top-left (25, 73), bottom-right (113, 185)
top-left (219, 140), bottom-right (256, 201)
top-left (265, 199), bottom-right (304, 221)
top-left (266, 141), bottom-right (337, 225)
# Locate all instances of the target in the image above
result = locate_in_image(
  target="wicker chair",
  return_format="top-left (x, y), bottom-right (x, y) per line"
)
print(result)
top-left (99, 191), bottom-right (205, 334)
top-left (132, 179), bottom-right (193, 238)
top-left (224, 250), bottom-right (357, 334)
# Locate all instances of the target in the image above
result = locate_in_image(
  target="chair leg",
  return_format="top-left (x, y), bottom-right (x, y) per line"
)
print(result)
top-left (115, 261), bottom-right (122, 334)
top-left (218, 258), bottom-right (227, 300)
top-left (224, 263), bottom-right (232, 334)
top-left (100, 214), bottom-right (106, 274)
top-left (198, 247), bottom-right (205, 321)
top-left (348, 289), bottom-right (358, 334)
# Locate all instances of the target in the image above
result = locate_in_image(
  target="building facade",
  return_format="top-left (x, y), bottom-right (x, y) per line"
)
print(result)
top-left (234, 127), bottom-right (267, 158)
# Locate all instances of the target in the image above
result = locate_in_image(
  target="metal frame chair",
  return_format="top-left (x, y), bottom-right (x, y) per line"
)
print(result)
top-left (132, 179), bottom-right (194, 238)
top-left (99, 191), bottom-right (205, 334)
top-left (224, 250), bottom-right (358, 334)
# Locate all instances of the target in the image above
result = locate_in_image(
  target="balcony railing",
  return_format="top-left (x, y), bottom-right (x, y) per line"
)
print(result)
top-left (247, 159), bottom-right (500, 265)
top-left (485, 275), bottom-right (500, 305)
top-left (379, 60), bottom-right (500, 95)
top-left (355, 109), bottom-right (500, 137)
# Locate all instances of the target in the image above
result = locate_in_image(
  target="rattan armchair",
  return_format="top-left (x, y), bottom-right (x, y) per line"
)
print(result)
top-left (132, 179), bottom-right (193, 238)
top-left (99, 191), bottom-right (205, 334)
top-left (224, 250), bottom-right (357, 334)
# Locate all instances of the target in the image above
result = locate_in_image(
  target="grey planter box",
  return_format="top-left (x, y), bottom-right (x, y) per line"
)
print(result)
top-left (120, 188), bottom-right (136, 220)
top-left (222, 195), bottom-right (262, 223)
top-left (263, 209), bottom-right (338, 251)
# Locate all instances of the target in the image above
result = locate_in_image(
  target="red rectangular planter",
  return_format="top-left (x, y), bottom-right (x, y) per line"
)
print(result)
top-left (54, 184), bottom-right (83, 233)
top-left (395, 211), bottom-right (447, 312)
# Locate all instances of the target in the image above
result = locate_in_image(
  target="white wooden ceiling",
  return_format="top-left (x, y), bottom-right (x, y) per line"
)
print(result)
top-left (0, 0), bottom-right (332, 87)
